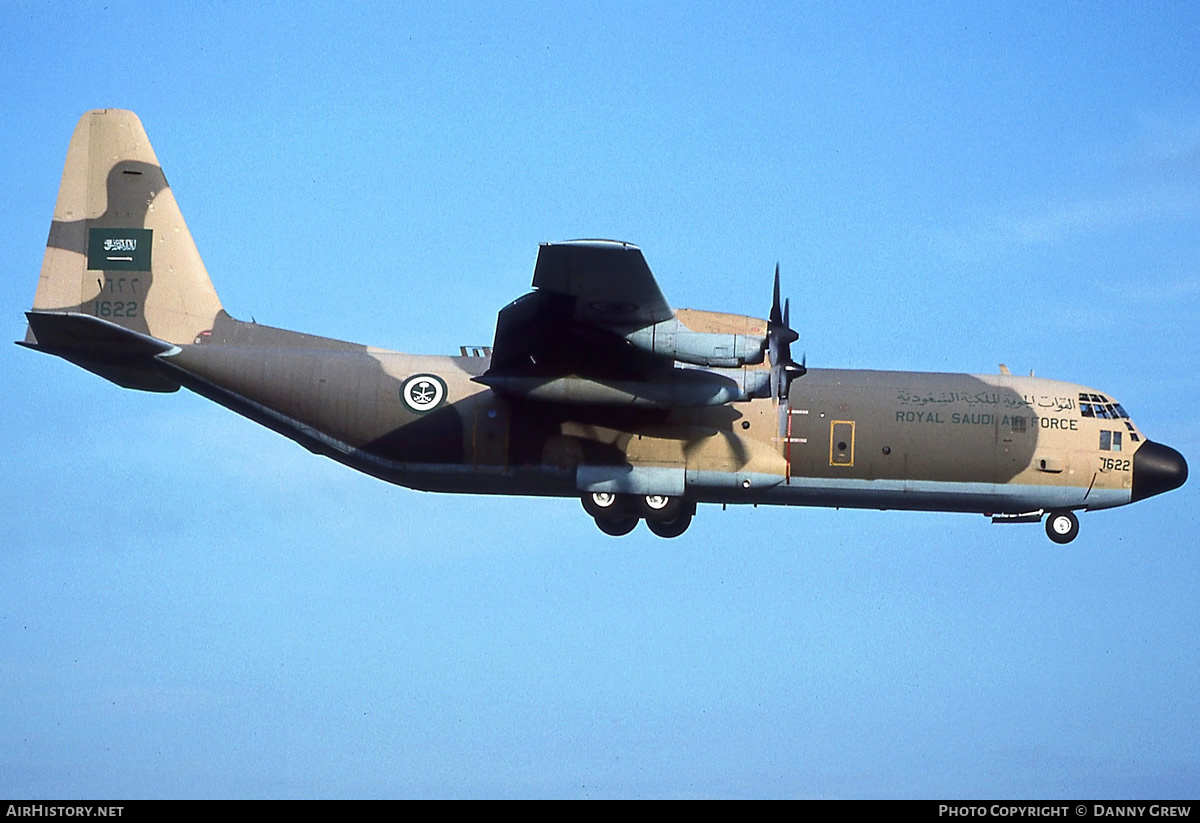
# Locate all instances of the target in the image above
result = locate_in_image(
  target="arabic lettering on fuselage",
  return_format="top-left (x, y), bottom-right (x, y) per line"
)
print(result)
top-left (895, 390), bottom-right (1075, 412)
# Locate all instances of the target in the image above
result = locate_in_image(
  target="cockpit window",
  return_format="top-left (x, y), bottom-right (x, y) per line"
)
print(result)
top-left (1079, 393), bottom-right (1129, 421)
top-left (1083, 393), bottom-right (1141, 446)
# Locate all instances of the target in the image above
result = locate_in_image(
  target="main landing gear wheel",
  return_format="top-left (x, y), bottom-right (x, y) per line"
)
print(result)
top-left (595, 515), bottom-right (639, 537)
top-left (1045, 510), bottom-right (1079, 544)
top-left (581, 493), bottom-right (696, 537)
top-left (645, 500), bottom-right (696, 539)
top-left (583, 492), bottom-right (638, 537)
top-left (646, 509), bottom-right (693, 538)
top-left (582, 491), bottom-right (623, 519)
top-left (638, 494), bottom-right (684, 522)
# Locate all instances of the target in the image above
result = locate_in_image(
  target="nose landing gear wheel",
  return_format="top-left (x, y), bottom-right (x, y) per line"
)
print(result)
top-left (1045, 510), bottom-right (1079, 544)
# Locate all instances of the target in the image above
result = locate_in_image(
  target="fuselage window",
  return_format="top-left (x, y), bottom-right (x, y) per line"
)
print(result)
top-left (1112, 431), bottom-right (1122, 451)
top-left (1100, 431), bottom-right (1111, 451)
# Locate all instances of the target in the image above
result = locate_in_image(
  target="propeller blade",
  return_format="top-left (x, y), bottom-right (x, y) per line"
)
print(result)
top-left (771, 294), bottom-right (798, 347)
top-left (770, 263), bottom-right (783, 326)
top-left (767, 266), bottom-right (804, 399)
top-left (781, 298), bottom-right (797, 347)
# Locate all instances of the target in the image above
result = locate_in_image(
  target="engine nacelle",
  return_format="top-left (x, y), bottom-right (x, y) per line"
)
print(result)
top-left (623, 318), bottom-right (767, 368)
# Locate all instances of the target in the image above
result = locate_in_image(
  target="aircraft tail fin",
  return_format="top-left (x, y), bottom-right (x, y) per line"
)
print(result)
top-left (26, 109), bottom-right (223, 348)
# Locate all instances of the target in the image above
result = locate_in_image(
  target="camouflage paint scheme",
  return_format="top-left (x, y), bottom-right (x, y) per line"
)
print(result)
top-left (22, 111), bottom-right (1187, 541)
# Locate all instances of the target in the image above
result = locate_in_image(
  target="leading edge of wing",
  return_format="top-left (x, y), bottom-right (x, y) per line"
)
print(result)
top-left (531, 240), bottom-right (674, 328)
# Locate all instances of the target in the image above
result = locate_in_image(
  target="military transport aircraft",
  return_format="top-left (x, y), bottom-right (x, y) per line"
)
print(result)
top-left (21, 110), bottom-right (1188, 542)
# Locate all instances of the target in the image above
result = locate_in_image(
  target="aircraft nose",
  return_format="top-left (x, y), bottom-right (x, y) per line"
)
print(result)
top-left (1131, 440), bottom-right (1188, 502)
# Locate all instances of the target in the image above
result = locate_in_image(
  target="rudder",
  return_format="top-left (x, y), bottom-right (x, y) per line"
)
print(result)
top-left (28, 109), bottom-right (222, 346)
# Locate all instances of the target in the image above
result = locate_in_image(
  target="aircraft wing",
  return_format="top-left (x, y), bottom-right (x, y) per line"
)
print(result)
top-left (485, 240), bottom-right (675, 381)
top-left (480, 241), bottom-right (770, 407)
top-left (531, 240), bottom-right (674, 328)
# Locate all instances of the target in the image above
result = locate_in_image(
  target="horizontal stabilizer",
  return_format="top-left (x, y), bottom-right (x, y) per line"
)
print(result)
top-left (20, 311), bottom-right (181, 392)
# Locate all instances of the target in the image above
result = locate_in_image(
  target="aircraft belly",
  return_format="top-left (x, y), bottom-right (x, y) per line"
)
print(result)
top-left (753, 477), bottom-right (1126, 514)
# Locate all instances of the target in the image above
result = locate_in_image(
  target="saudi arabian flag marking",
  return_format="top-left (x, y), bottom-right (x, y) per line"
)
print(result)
top-left (88, 228), bottom-right (153, 271)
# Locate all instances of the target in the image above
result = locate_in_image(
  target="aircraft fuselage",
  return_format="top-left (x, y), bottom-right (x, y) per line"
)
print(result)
top-left (152, 313), bottom-right (1177, 528)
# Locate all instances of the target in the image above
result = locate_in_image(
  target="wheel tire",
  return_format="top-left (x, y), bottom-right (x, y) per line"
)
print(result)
top-left (638, 494), bottom-right (684, 522)
top-left (1045, 510), bottom-right (1079, 544)
top-left (648, 508), bottom-right (696, 542)
top-left (595, 515), bottom-right (639, 537)
top-left (646, 502), bottom-right (695, 539)
top-left (581, 491), bottom-right (622, 518)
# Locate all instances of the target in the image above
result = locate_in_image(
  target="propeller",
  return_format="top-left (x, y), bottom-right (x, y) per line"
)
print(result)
top-left (768, 263), bottom-right (806, 400)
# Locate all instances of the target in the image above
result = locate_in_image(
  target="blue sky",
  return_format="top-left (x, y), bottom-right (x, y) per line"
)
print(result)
top-left (2, 1), bottom-right (1198, 798)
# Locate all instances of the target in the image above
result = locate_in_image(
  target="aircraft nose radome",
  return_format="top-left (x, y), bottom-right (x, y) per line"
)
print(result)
top-left (1131, 441), bottom-right (1188, 502)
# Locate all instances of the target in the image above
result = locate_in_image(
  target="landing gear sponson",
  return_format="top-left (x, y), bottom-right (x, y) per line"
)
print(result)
top-left (581, 492), bottom-right (696, 538)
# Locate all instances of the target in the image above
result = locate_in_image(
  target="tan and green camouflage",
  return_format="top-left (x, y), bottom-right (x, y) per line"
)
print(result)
top-left (21, 110), bottom-right (1188, 542)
